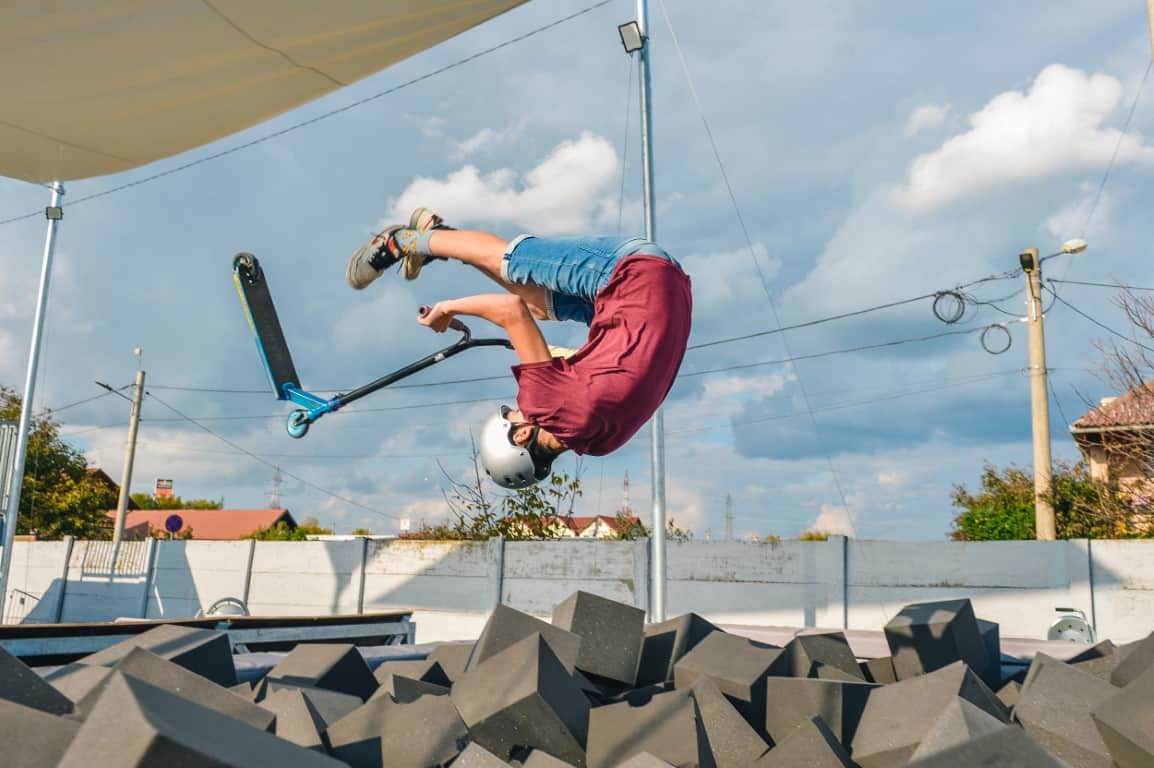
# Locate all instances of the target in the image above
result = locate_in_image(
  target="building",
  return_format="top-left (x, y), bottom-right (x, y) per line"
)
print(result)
top-left (1071, 384), bottom-right (1154, 493)
top-left (86, 468), bottom-right (140, 510)
top-left (106, 509), bottom-right (297, 540)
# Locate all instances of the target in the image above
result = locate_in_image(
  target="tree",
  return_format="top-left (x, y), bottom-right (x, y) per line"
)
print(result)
top-left (797, 530), bottom-right (831, 541)
top-left (130, 493), bottom-right (222, 510)
top-left (950, 461), bottom-right (1142, 541)
top-left (413, 444), bottom-right (586, 541)
top-left (350, 528), bottom-right (373, 536)
top-left (244, 516), bottom-right (331, 541)
top-left (1, 387), bottom-right (117, 539)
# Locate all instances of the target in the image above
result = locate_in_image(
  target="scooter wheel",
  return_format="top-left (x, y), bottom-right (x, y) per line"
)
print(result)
top-left (286, 410), bottom-right (310, 439)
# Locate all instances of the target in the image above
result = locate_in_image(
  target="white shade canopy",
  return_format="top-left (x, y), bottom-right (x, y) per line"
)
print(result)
top-left (0, 0), bottom-right (527, 182)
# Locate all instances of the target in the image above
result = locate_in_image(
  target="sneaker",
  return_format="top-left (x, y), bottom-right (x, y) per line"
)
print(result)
top-left (401, 207), bottom-right (452, 280)
top-left (346, 225), bottom-right (404, 290)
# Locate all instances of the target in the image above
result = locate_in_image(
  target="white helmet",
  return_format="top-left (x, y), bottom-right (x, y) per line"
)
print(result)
top-left (479, 405), bottom-right (554, 489)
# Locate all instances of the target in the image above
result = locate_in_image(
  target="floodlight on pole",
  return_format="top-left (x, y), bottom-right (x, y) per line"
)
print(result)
top-left (618, 21), bottom-right (644, 53)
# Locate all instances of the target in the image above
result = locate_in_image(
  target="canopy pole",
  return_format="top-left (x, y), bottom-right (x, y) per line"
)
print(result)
top-left (0, 182), bottom-right (64, 625)
top-left (635, 0), bottom-right (666, 623)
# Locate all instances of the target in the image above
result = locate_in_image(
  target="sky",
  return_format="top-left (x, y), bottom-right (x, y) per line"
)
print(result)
top-left (2, 0), bottom-right (1154, 540)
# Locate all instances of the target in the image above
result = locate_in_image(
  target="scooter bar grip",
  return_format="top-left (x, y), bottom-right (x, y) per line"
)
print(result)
top-left (418, 305), bottom-right (469, 333)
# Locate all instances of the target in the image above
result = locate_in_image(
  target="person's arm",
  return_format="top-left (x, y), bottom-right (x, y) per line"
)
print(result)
top-left (419, 294), bottom-right (552, 365)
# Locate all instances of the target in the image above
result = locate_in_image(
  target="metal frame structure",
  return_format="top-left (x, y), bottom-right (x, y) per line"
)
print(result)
top-left (0, 183), bottom-right (64, 625)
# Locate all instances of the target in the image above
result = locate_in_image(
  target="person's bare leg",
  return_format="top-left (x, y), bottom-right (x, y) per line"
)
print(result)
top-left (427, 230), bottom-right (549, 320)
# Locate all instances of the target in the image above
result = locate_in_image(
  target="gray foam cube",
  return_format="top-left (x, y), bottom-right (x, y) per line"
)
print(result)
top-left (251, 677), bottom-right (363, 724)
top-left (427, 641), bottom-right (474, 683)
top-left (772, 632), bottom-right (864, 681)
top-left (850, 661), bottom-right (1007, 768)
top-left (1067, 640), bottom-right (1118, 682)
top-left (379, 675), bottom-right (450, 704)
top-left (1092, 662), bottom-right (1154, 768)
top-left (372, 658), bottom-right (450, 688)
top-left (616, 754), bottom-right (675, 768)
top-left (0, 697), bottom-right (81, 768)
top-left (78, 647), bottom-right (275, 731)
top-left (763, 677), bottom-right (878, 748)
top-left (44, 663), bottom-right (114, 708)
top-left (755, 716), bottom-right (852, 767)
top-left (468, 604), bottom-right (581, 676)
top-left (326, 690), bottom-right (468, 768)
top-left (673, 630), bottom-right (782, 735)
top-left (905, 726), bottom-right (1063, 767)
top-left (552, 590), bottom-right (645, 685)
top-left (586, 688), bottom-right (697, 768)
top-left (452, 633), bottom-right (589, 766)
top-left (996, 679), bottom-right (1021, 710)
top-left (0, 645), bottom-right (74, 715)
top-left (859, 657), bottom-right (897, 685)
top-left (77, 624), bottom-right (236, 687)
top-left (1111, 631), bottom-right (1154, 688)
top-left (976, 618), bottom-right (1002, 690)
top-left (454, 742), bottom-right (512, 767)
top-left (260, 688), bottom-right (329, 752)
top-left (1015, 653), bottom-right (1115, 768)
top-left (690, 676), bottom-right (771, 766)
top-left (636, 613), bottom-right (719, 687)
top-left (905, 697), bottom-right (1008, 762)
top-left (267, 642), bottom-right (377, 701)
top-left (523, 750), bottom-right (577, 767)
top-left (883, 599), bottom-right (990, 682)
top-left (57, 672), bottom-right (343, 767)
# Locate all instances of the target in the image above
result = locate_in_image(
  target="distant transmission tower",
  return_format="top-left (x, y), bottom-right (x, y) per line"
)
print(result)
top-left (622, 470), bottom-right (632, 516)
top-left (724, 494), bottom-right (734, 541)
top-left (269, 465), bottom-right (282, 508)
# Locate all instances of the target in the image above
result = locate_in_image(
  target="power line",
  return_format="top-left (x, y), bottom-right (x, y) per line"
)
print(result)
top-left (679, 326), bottom-right (987, 379)
top-left (144, 391), bottom-right (399, 521)
top-left (656, 0), bottom-right (851, 520)
top-left (666, 369), bottom-right (1023, 438)
top-left (139, 394), bottom-right (511, 423)
top-left (1042, 285), bottom-right (1154, 354)
top-left (1054, 57), bottom-right (1152, 282)
top-left (0, 0), bottom-right (615, 228)
top-left (1050, 278), bottom-right (1154, 292)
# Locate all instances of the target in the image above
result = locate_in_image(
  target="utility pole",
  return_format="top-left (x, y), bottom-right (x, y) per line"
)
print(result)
top-left (1019, 248), bottom-right (1055, 540)
top-left (724, 494), bottom-right (734, 541)
top-left (110, 366), bottom-right (146, 567)
top-left (269, 465), bottom-right (282, 508)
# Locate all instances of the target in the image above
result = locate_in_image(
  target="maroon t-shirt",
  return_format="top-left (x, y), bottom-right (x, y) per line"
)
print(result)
top-left (512, 255), bottom-right (693, 456)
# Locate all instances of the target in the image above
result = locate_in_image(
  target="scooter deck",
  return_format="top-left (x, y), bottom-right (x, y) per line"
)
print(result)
top-left (232, 253), bottom-right (300, 400)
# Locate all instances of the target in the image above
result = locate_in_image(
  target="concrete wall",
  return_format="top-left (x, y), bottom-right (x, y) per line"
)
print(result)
top-left (2, 536), bottom-right (1152, 643)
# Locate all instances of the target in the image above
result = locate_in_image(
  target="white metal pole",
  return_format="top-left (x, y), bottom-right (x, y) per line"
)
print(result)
top-left (0, 182), bottom-right (64, 624)
top-left (636, 0), bottom-right (666, 622)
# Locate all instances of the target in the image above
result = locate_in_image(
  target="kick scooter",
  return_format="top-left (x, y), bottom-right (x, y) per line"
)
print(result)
top-left (232, 252), bottom-right (512, 438)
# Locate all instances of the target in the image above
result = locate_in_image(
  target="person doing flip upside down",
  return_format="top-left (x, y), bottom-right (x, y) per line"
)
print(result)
top-left (346, 208), bottom-right (692, 489)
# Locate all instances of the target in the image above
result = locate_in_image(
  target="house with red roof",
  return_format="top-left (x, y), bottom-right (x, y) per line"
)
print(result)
top-left (106, 508), bottom-right (297, 540)
top-left (1071, 383), bottom-right (1154, 491)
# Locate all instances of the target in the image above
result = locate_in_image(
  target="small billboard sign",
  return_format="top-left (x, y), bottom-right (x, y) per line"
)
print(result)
top-left (155, 478), bottom-right (174, 499)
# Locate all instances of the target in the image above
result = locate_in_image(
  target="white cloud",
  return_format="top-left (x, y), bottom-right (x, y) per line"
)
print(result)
top-left (1045, 185), bottom-right (1111, 241)
top-left (451, 122), bottom-right (526, 160)
top-left (385, 132), bottom-right (619, 235)
top-left (702, 373), bottom-right (788, 400)
top-left (904, 104), bottom-right (950, 137)
top-left (811, 503), bottom-right (856, 536)
top-left (894, 64), bottom-right (1154, 211)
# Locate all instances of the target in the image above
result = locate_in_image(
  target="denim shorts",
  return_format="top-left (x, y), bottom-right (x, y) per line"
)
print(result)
top-left (500, 235), bottom-right (681, 324)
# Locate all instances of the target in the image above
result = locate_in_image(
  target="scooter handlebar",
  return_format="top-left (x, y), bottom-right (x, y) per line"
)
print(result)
top-left (418, 305), bottom-right (469, 334)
